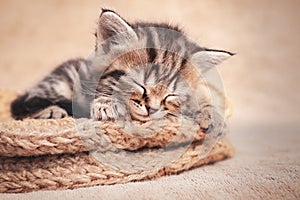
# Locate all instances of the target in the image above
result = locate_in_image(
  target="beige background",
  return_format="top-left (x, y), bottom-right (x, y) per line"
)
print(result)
top-left (1, 0), bottom-right (299, 123)
top-left (1, 0), bottom-right (299, 199)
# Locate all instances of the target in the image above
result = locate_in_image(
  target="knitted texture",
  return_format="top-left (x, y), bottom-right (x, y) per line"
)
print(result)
top-left (0, 90), bottom-right (234, 193)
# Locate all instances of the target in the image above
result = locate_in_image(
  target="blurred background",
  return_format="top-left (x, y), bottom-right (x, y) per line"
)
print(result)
top-left (0, 0), bottom-right (299, 146)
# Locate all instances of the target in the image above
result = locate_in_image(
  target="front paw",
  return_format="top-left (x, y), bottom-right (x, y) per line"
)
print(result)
top-left (32, 106), bottom-right (68, 119)
top-left (90, 97), bottom-right (126, 121)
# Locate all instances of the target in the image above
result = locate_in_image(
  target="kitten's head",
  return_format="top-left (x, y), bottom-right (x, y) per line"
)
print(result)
top-left (93, 9), bottom-right (233, 121)
top-left (114, 64), bottom-right (195, 121)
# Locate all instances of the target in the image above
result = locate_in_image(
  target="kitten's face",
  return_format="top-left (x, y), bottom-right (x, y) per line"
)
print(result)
top-left (129, 82), bottom-right (181, 121)
top-left (92, 10), bottom-right (232, 121)
top-left (114, 64), bottom-right (193, 122)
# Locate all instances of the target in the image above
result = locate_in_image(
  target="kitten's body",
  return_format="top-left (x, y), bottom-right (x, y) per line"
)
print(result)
top-left (11, 9), bottom-right (232, 133)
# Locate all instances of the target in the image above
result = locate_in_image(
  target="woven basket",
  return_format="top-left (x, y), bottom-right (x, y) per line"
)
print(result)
top-left (0, 90), bottom-right (234, 193)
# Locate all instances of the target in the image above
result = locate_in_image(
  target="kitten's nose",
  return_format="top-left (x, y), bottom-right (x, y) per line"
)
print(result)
top-left (148, 107), bottom-right (159, 115)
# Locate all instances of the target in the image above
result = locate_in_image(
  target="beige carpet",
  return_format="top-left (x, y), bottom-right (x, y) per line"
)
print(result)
top-left (0, 0), bottom-right (299, 199)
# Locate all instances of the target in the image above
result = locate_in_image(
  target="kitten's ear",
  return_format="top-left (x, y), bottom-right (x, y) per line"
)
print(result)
top-left (191, 49), bottom-right (234, 70)
top-left (97, 9), bottom-right (137, 42)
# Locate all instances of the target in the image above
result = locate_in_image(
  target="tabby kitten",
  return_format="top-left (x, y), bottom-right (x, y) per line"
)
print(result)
top-left (11, 9), bottom-right (232, 129)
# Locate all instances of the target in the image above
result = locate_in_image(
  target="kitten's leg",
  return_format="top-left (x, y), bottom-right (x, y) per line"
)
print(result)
top-left (90, 69), bottom-right (128, 121)
top-left (90, 96), bottom-right (127, 120)
top-left (11, 93), bottom-right (71, 120)
top-left (32, 105), bottom-right (68, 119)
top-left (11, 59), bottom-right (88, 120)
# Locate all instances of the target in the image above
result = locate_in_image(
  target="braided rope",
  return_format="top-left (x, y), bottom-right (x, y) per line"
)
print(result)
top-left (0, 117), bottom-right (206, 157)
top-left (0, 141), bottom-right (233, 193)
top-left (0, 90), bottom-right (234, 193)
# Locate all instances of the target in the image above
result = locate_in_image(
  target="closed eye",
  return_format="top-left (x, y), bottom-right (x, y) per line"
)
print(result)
top-left (133, 80), bottom-right (147, 98)
top-left (163, 94), bottom-right (181, 110)
top-left (132, 99), bottom-right (141, 105)
top-left (162, 94), bottom-right (178, 104)
top-left (164, 94), bottom-right (177, 98)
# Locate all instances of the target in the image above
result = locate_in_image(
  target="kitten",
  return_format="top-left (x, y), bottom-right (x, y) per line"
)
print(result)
top-left (11, 9), bottom-right (232, 132)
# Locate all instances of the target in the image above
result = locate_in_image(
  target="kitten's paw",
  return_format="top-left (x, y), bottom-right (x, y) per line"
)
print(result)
top-left (197, 103), bottom-right (224, 135)
top-left (91, 97), bottom-right (126, 121)
top-left (33, 106), bottom-right (68, 119)
top-left (198, 105), bottom-right (213, 130)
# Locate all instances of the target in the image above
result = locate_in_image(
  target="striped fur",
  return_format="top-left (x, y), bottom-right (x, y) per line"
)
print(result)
top-left (11, 9), bottom-right (232, 126)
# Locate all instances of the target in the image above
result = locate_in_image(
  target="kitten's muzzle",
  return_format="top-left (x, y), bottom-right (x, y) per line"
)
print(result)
top-left (148, 107), bottom-right (159, 115)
